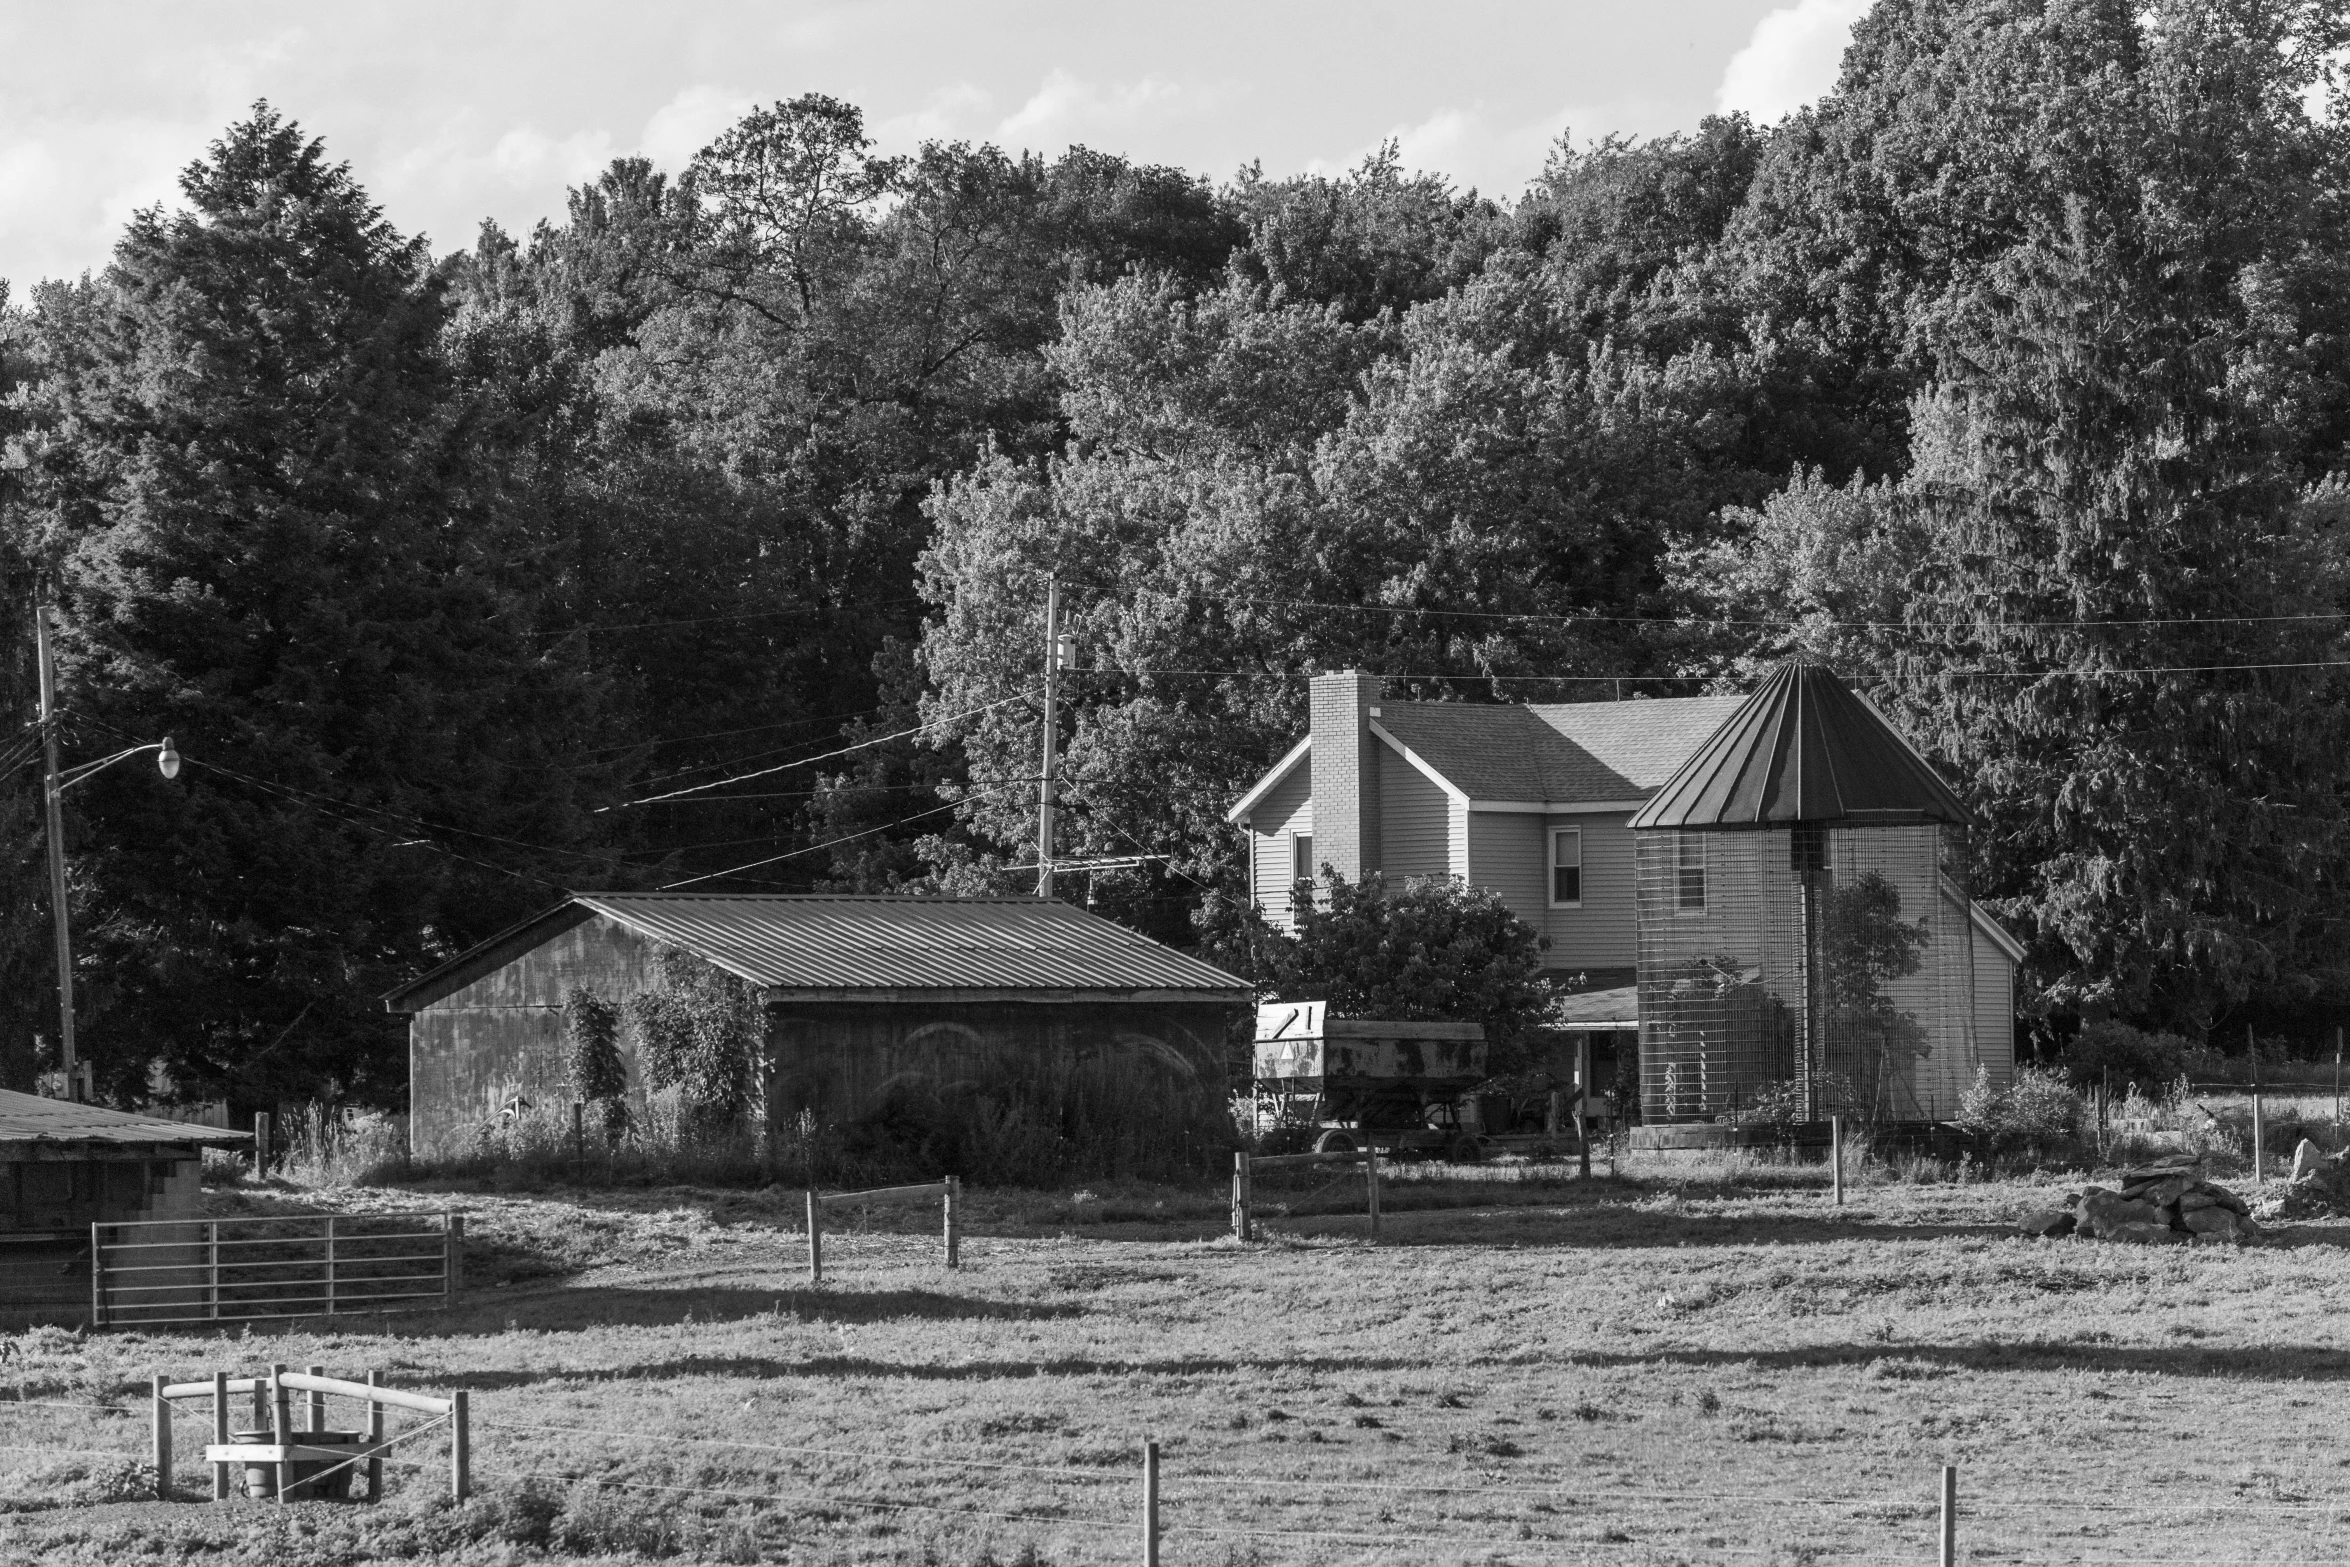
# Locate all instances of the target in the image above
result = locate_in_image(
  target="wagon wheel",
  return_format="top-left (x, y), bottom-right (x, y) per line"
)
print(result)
top-left (1313, 1129), bottom-right (1359, 1155)
top-left (1446, 1132), bottom-right (1485, 1164)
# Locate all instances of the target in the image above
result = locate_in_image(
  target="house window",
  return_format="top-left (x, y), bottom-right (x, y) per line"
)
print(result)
top-left (1549, 828), bottom-right (1582, 907)
top-left (1291, 832), bottom-right (1314, 888)
top-left (1676, 833), bottom-right (1707, 912)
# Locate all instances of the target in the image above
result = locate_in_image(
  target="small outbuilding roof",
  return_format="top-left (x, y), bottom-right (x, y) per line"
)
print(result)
top-left (385, 893), bottom-right (1254, 1012)
top-left (0, 1088), bottom-right (248, 1155)
top-left (1628, 661), bottom-right (1973, 832)
top-left (1546, 984), bottom-right (1640, 1030)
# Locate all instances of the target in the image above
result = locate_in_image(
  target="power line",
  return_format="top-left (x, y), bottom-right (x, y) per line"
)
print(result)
top-left (659, 782), bottom-right (1022, 889)
top-left (1218, 592), bottom-right (2350, 634)
top-left (1053, 657), bottom-right (2350, 683)
top-left (606, 692), bottom-right (1033, 812)
top-left (526, 596), bottom-right (930, 638)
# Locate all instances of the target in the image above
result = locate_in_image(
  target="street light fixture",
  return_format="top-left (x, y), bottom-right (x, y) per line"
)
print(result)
top-left (33, 601), bottom-right (184, 1102)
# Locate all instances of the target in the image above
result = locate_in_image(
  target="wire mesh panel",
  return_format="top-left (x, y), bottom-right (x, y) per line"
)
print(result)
top-left (1635, 825), bottom-right (1982, 1123)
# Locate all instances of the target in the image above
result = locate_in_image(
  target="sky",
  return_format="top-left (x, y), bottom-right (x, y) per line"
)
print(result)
top-left (0, 0), bottom-right (1871, 290)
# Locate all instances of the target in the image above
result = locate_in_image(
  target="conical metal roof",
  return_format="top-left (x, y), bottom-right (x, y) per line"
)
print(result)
top-left (1627, 660), bottom-right (1973, 831)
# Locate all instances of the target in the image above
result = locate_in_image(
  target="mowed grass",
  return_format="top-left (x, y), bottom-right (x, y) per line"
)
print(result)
top-left (6, 1159), bottom-right (2350, 1565)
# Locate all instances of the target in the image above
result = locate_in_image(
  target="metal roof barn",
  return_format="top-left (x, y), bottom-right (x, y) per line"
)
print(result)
top-left (388, 894), bottom-right (1252, 1180)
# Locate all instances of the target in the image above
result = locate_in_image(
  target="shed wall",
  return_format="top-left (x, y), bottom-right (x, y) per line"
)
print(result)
top-left (770, 998), bottom-right (1236, 1181)
top-left (410, 914), bottom-right (659, 1156)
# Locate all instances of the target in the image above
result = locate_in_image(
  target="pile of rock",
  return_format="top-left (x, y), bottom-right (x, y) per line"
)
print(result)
top-left (2257, 1138), bottom-right (2350, 1221)
top-left (2019, 1155), bottom-right (2261, 1245)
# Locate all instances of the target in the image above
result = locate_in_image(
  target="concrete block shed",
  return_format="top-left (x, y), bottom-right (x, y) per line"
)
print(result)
top-left (385, 893), bottom-right (1254, 1177)
top-left (0, 1089), bottom-right (249, 1323)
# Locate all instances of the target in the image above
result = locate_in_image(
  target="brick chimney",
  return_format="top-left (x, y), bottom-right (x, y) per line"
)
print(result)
top-left (1308, 670), bottom-right (1383, 885)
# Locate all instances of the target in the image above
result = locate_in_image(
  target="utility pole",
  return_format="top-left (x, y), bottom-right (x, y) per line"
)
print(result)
top-left (35, 602), bottom-right (79, 1100)
top-left (1036, 577), bottom-right (1060, 898)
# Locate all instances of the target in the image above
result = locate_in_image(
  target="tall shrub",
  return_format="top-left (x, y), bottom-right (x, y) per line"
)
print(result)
top-left (562, 987), bottom-right (630, 1140)
top-left (624, 947), bottom-right (764, 1131)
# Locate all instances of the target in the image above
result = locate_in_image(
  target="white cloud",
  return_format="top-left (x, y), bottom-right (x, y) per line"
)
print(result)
top-left (992, 70), bottom-right (1203, 153)
top-left (489, 125), bottom-right (615, 187)
top-left (1716, 0), bottom-right (1870, 123)
top-left (876, 82), bottom-right (993, 146)
top-left (640, 84), bottom-right (758, 170)
top-left (1311, 101), bottom-right (1642, 201)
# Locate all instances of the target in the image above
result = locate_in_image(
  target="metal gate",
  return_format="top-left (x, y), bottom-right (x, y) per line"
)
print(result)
top-left (91, 1211), bottom-right (464, 1328)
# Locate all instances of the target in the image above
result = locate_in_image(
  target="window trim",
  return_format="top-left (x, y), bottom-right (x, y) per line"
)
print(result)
top-left (1674, 832), bottom-right (1708, 916)
top-left (1547, 826), bottom-right (1583, 909)
top-left (1290, 830), bottom-right (1315, 891)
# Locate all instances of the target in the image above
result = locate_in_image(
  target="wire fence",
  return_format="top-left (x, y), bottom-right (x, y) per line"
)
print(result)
top-left (9, 1391), bottom-right (2350, 1561)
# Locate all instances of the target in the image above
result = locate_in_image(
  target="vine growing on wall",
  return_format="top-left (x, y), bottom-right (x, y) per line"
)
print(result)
top-left (562, 987), bottom-right (631, 1141)
top-left (624, 946), bottom-right (764, 1129)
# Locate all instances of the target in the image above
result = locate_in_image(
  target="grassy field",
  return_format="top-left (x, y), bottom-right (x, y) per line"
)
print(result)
top-left (5, 1154), bottom-right (2350, 1566)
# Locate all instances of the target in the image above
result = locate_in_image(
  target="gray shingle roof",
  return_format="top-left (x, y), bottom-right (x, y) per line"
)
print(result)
top-left (387, 894), bottom-right (1252, 1009)
top-left (1374, 694), bottom-right (1746, 805)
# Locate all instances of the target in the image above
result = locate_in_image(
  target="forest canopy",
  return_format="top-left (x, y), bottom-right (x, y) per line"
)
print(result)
top-left (5, 0), bottom-right (2350, 1109)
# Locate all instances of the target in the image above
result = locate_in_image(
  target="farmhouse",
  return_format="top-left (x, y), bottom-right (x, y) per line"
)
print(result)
top-left (385, 893), bottom-right (1252, 1175)
top-left (1228, 667), bottom-right (2023, 1121)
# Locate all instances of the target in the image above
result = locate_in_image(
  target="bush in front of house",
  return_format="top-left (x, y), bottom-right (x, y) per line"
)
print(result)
top-left (1197, 870), bottom-right (1550, 1072)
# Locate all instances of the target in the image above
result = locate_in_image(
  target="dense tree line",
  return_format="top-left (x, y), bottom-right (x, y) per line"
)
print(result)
top-left (2, 0), bottom-right (2346, 1110)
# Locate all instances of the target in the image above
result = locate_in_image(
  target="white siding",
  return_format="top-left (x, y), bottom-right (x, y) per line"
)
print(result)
top-left (1543, 810), bottom-right (1636, 970)
top-left (1249, 768), bottom-right (1314, 930)
top-left (1448, 801), bottom-right (1470, 880)
top-left (1378, 742), bottom-right (1453, 882)
top-left (1465, 811), bottom-right (1547, 942)
top-left (1973, 918), bottom-right (2017, 1090)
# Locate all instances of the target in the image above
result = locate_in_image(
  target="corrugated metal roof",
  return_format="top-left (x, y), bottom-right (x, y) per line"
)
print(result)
top-left (1374, 694), bottom-right (1745, 805)
top-left (392, 894), bottom-right (1254, 1005)
top-left (1629, 661), bottom-right (1973, 831)
top-left (0, 1088), bottom-right (250, 1150)
top-left (1548, 984), bottom-right (1640, 1028)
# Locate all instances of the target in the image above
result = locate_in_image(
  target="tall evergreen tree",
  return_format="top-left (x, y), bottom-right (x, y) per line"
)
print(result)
top-left (4, 105), bottom-right (615, 1105)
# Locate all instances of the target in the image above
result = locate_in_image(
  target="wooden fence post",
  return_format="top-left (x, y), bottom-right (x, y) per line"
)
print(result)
top-left (806, 1189), bottom-right (823, 1285)
top-left (1231, 1151), bottom-right (1252, 1242)
top-left (572, 1100), bottom-right (585, 1184)
top-left (365, 1370), bottom-right (385, 1502)
top-left (305, 1364), bottom-right (325, 1433)
top-left (1141, 1438), bottom-right (1160, 1567)
top-left (269, 1364), bottom-right (293, 1504)
top-left (943, 1176), bottom-right (961, 1269)
top-left (451, 1388), bottom-right (470, 1501)
top-left (1939, 1464), bottom-right (1957, 1567)
top-left (211, 1371), bottom-right (229, 1500)
top-left (254, 1112), bottom-right (271, 1177)
top-left (1576, 1035), bottom-right (1593, 1180)
top-left (1831, 1115), bottom-right (1844, 1207)
top-left (324, 1218), bottom-right (337, 1317)
top-left (2250, 1025), bottom-right (2266, 1182)
top-left (444, 1213), bottom-right (465, 1301)
top-left (151, 1373), bottom-right (171, 1501)
top-left (1365, 1146), bottom-right (1381, 1242)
